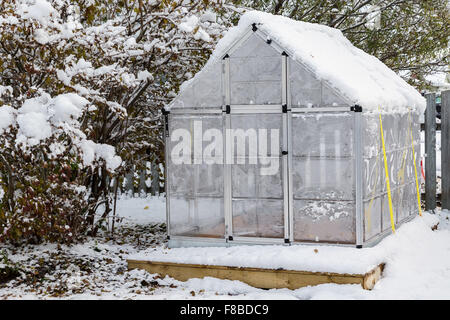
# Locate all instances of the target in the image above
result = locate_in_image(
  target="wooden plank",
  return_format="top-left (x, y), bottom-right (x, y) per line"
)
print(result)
top-left (442, 90), bottom-right (450, 210)
top-left (425, 93), bottom-right (437, 211)
top-left (127, 259), bottom-right (384, 291)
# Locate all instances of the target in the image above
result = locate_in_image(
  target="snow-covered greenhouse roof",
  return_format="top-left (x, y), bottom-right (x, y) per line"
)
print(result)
top-left (170, 11), bottom-right (425, 113)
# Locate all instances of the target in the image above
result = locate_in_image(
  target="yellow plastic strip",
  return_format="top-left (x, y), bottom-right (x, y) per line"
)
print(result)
top-left (379, 112), bottom-right (396, 233)
top-left (409, 110), bottom-right (423, 216)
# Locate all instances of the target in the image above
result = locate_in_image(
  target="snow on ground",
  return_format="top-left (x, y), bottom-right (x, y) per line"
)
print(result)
top-left (115, 194), bottom-right (166, 225)
top-left (1, 195), bottom-right (450, 299)
top-left (128, 212), bottom-right (438, 276)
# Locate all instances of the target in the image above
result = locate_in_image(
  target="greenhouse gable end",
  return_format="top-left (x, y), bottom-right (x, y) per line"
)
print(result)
top-left (163, 11), bottom-right (425, 248)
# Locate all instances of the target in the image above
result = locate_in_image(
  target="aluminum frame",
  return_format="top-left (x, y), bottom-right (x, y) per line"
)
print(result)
top-left (281, 53), bottom-right (290, 243)
top-left (169, 236), bottom-right (228, 248)
top-left (291, 107), bottom-right (352, 113)
top-left (164, 113), bottom-right (171, 238)
top-left (223, 55), bottom-right (233, 240)
top-left (228, 236), bottom-right (286, 245)
top-left (227, 109), bottom-right (288, 245)
top-left (229, 105), bottom-right (282, 113)
top-left (170, 108), bottom-right (222, 114)
top-left (354, 111), bottom-right (363, 247)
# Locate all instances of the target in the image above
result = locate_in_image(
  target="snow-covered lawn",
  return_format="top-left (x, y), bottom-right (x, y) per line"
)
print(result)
top-left (1, 195), bottom-right (450, 299)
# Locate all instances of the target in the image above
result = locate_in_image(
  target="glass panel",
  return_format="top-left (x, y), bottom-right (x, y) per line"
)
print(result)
top-left (196, 197), bottom-right (225, 236)
top-left (232, 164), bottom-right (257, 198)
top-left (170, 197), bottom-right (224, 238)
top-left (362, 114), bottom-right (381, 158)
top-left (291, 113), bottom-right (353, 157)
top-left (289, 60), bottom-right (321, 108)
top-left (170, 62), bottom-right (223, 109)
top-left (232, 199), bottom-right (284, 238)
top-left (293, 200), bottom-right (355, 243)
top-left (232, 199), bottom-right (257, 237)
top-left (408, 182), bottom-right (420, 217)
top-left (380, 150), bottom-right (396, 193)
top-left (197, 164), bottom-right (223, 196)
top-left (394, 184), bottom-right (407, 224)
top-left (230, 113), bottom-right (284, 238)
top-left (230, 34), bottom-right (282, 105)
top-left (381, 114), bottom-right (399, 152)
top-left (291, 111), bottom-right (355, 243)
top-left (395, 149), bottom-right (409, 188)
top-left (292, 158), bottom-right (354, 200)
top-left (257, 161), bottom-right (283, 198)
top-left (169, 163), bottom-right (195, 196)
top-left (321, 82), bottom-right (349, 107)
top-left (363, 111), bottom-right (422, 239)
top-left (381, 193), bottom-right (395, 232)
top-left (289, 59), bottom-right (348, 108)
top-left (363, 197), bottom-right (382, 241)
top-left (363, 155), bottom-right (382, 199)
top-left (168, 114), bottom-right (224, 238)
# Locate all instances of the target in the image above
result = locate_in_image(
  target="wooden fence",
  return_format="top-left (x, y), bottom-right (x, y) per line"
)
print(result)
top-left (423, 90), bottom-right (450, 211)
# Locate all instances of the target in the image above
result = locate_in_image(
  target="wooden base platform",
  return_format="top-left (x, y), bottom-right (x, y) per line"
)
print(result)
top-left (127, 259), bottom-right (384, 290)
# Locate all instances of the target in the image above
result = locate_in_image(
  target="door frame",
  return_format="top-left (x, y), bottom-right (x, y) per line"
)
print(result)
top-left (224, 104), bottom-right (290, 245)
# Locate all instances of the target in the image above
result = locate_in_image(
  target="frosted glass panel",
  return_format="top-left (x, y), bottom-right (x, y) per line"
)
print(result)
top-left (363, 156), bottom-right (382, 199)
top-left (168, 114), bottom-right (224, 238)
top-left (289, 60), bottom-right (321, 108)
top-left (230, 112), bottom-right (284, 239)
top-left (232, 164), bottom-right (257, 198)
top-left (169, 163), bottom-right (195, 196)
top-left (293, 200), bottom-right (355, 243)
top-left (361, 111), bottom-right (420, 242)
top-left (289, 59), bottom-right (348, 107)
top-left (232, 199), bottom-right (284, 238)
top-left (230, 34), bottom-right (282, 105)
top-left (197, 164), bottom-right (224, 196)
top-left (170, 62), bottom-right (223, 109)
top-left (232, 162), bottom-right (282, 199)
top-left (292, 113), bottom-right (353, 157)
top-left (364, 197), bottom-right (382, 241)
top-left (292, 158), bottom-right (354, 200)
top-left (170, 197), bottom-right (224, 237)
top-left (291, 111), bottom-right (355, 243)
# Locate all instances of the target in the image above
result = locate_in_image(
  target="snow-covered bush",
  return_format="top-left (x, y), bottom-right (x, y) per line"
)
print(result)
top-left (0, 0), bottom-right (233, 242)
top-left (0, 91), bottom-right (122, 242)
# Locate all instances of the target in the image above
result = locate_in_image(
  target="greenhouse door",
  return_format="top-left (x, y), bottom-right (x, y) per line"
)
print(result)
top-left (288, 109), bottom-right (357, 244)
top-left (226, 106), bottom-right (289, 244)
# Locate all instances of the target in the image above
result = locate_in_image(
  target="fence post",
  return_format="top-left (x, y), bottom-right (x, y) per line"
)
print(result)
top-left (442, 90), bottom-right (450, 210)
top-left (425, 93), bottom-right (436, 212)
top-left (151, 161), bottom-right (160, 196)
top-left (125, 171), bottom-right (134, 196)
top-left (139, 169), bottom-right (147, 195)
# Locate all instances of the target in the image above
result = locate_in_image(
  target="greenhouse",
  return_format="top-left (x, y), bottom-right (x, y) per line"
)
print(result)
top-left (163, 12), bottom-right (426, 248)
